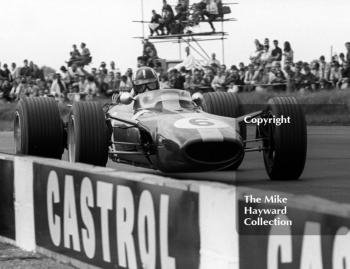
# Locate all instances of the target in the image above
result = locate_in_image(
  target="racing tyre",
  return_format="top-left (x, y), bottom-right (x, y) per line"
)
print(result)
top-left (68, 102), bottom-right (108, 166)
top-left (202, 92), bottom-right (246, 170)
top-left (14, 97), bottom-right (64, 159)
top-left (262, 97), bottom-right (307, 180)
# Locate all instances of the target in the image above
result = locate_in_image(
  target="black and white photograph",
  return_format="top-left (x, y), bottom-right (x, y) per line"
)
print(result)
top-left (0, 0), bottom-right (350, 268)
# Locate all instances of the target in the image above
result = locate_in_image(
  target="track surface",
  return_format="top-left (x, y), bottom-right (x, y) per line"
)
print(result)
top-left (1, 126), bottom-right (350, 203)
top-left (0, 241), bottom-right (73, 269)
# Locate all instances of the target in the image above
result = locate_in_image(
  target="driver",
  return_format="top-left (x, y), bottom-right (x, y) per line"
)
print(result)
top-left (131, 66), bottom-right (160, 96)
top-left (112, 66), bottom-right (160, 103)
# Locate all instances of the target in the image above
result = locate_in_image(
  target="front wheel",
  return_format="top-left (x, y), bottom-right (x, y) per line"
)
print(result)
top-left (262, 97), bottom-right (307, 180)
top-left (14, 97), bottom-right (64, 159)
top-left (68, 102), bottom-right (108, 166)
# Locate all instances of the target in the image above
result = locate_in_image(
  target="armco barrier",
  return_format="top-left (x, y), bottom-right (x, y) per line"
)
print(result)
top-left (0, 153), bottom-right (239, 269)
top-left (1, 153), bottom-right (350, 269)
top-left (0, 155), bottom-right (15, 241)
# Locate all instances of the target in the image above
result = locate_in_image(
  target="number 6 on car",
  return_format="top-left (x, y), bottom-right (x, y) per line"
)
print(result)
top-left (174, 117), bottom-right (230, 129)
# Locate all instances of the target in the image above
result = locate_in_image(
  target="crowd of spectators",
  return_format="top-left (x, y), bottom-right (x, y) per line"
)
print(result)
top-left (157, 39), bottom-right (350, 94)
top-left (149, 0), bottom-right (228, 35)
top-left (1, 39), bottom-right (350, 103)
top-left (0, 42), bottom-right (134, 102)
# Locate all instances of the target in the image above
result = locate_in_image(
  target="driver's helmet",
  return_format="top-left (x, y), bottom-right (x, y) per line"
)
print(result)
top-left (133, 66), bottom-right (159, 94)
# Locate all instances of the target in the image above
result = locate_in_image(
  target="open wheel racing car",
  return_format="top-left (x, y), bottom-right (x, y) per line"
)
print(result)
top-left (14, 89), bottom-right (307, 180)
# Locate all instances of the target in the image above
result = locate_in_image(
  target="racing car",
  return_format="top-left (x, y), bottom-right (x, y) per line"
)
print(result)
top-left (14, 89), bottom-right (307, 180)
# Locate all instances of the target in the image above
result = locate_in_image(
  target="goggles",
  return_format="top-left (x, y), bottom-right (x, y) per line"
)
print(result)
top-left (134, 81), bottom-right (158, 93)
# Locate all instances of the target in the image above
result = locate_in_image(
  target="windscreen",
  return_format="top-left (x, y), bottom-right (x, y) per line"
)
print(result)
top-left (133, 89), bottom-right (195, 111)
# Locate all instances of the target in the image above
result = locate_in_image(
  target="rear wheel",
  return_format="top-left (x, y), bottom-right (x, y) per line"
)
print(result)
top-left (14, 97), bottom-right (64, 159)
top-left (262, 97), bottom-right (307, 180)
top-left (202, 92), bottom-right (246, 170)
top-left (68, 102), bottom-right (108, 166)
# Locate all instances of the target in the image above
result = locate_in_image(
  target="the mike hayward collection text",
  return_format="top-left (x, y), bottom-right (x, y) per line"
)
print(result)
top-left (243, 194), bottom-right (292, 226)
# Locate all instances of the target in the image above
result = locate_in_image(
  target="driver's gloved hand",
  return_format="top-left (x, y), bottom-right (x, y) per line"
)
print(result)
top-left (112, 92), bottom-right (120, 104)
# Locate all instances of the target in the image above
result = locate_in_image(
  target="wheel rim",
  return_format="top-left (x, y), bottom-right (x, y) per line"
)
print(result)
top-left (68, 115), bottom-right (76, 162)
top-left (14, 112), bottom-right (22, 154)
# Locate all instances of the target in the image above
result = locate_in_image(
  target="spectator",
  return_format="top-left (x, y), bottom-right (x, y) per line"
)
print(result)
top-left (78, 76), bottom-right (87, 93)
top-left (169, 69), bottom-right (185, 89)
top-left (29, 61), bottom-right (35, 74)
top-left (269, 61), bottom-right (286, 91)
top-left (110, 61), bottom-right (119, 74)
top-left (191, 68), bottom-right (203, 86)
top-left (211, 64), bottom-right (226, 91)
top-left (10, 78), bottom-right (27, 100)
top-left (341, 62), bottom-right (350, 89)
top-left (216, 0), bottom-right (223, 18)
top-left (10, 63), bottom-right (20, 81)
top-left (85, 75), bottom-right (98, 97)
top-left (260, 45), bottom-right (271, 64)
top-left (20, 60), bottom-right (32, 77)
top-left (69, 63), bottom-right (84, 77)
top-left (114, 72), bottom-right (121, 91)
top-left (67, 45), bottom-right (81, 67)
top-left (250, 39), bottom-right (264, 64)
top-left (162, 9), bottom-right (174, 35)
top-left (105, 71), bottom-right (116, 93)
top-left (244, 64), bottom-right (255, 91)
top-left (302, 66), bottom-right (317, 91)
top-left (183, 74), bottom-right (193, 92)
top-left (238, 62), bottom-right (245, 71)
top-left (100, 62), bottom-right (108, 75)
top-left (264, 38), bottom-right (270, 47)
top-left (124, 68), bottom-right (133, 91)
top-left (261, 63), bottom-right (272, 85)
top-left (202, 68), bottom-right (215, 87)
top-left (319, 55), bottom-right (330, 81)
top-left (329, 61), bottom-right (342, 88)
top-left (32, 65), bottom-right (44, 80)
top-left (149, 10), bottom-right (162, 36)
top-left (0, 64), bottom-right (11, 81)
top-left (226, 66), bottom-right (241, 92)
top-left (143, 39), bottom-right (158, 59)
top-left (204, 0), bottom-right (219, 32)
top-left (345, 42), bottom-right (350, 63)
top-left (119, 75), bottom-right (131, 92)
top-left (60, 66), bottom-right (71, 86)
top-left (50, 73), bottom-right (67, 99)
top-left (207, 52), bottom-right (220, 66)
top-left (71, 44), bottom-right (81, 59)
top-left (160, 74), bottom-right (171, 89)
top-left (238, 66), bottom-right (245, 85)
top-left (172, 5), bottom-right (187, 34)
top-left (137, 56), bottom-right (147, 68)
top-left (283, 63), bottom-right (295, 92)
top-left (339, 53), bottom-right (346, 67)
top-left (155, 62), bottom-right (164, 77)
top-left (271, 40), bottom-right (282, 62)
top-left (1, 80), bottom-right (12, 101)
top-left (283, 41), bottom-right (294, 64)
top-left (75, 42), bottom-right (92, 66)
top-left (196, 0), bottom-right (207, 21)
top-left (162, 0), bottom-right (174, 16)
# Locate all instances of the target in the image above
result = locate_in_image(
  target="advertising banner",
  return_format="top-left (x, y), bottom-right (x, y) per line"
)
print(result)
top-left (33, 163), bottom-right (200, 269)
